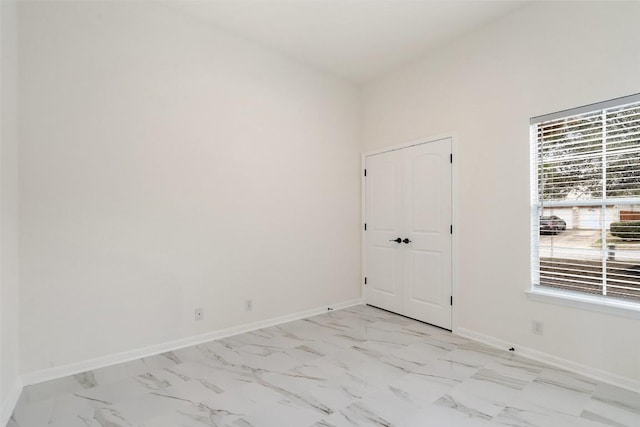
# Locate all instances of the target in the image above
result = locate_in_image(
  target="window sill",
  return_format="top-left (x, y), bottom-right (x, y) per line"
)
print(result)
top-left (526, 288), bottom-right (640, 320)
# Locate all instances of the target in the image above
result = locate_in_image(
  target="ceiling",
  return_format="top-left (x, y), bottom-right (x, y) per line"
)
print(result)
top-left (166, 1), bottom-right (531, 84)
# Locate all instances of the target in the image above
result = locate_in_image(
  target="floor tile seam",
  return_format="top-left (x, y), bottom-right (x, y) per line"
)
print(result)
top-left (15, 307), bottom-right (631, 427)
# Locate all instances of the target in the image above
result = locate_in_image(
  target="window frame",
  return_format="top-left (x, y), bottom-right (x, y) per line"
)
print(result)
top-left (529, 94), bottom-right (640, 318)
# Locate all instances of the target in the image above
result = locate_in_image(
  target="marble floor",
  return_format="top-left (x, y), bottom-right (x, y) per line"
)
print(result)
top-left (8, 305), bottom-right (640, 427)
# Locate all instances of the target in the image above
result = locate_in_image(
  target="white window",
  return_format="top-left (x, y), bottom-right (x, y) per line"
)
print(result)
top-left (531, 94), bottom-right (640, 304)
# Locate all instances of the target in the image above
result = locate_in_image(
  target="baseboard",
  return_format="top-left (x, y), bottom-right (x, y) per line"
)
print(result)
top-left (0, 377), bottom-right (23, 427)
top-left (21, 298), bottom-right (363, 387)
top-left (455, 327), bottom-right (640, 393)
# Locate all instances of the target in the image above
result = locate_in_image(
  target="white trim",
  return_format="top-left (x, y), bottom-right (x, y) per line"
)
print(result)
top-left (456, 327), bottom-right (640, 393)
top-left (361, 133), bottom-right (459, 330)
top-left (361, 132), bottom-right (456, 158)
top-left (451, 134), bottom-right (459, 332)
top-left (534, 198), bottom-right (640, 208)
top-left (361, 155), bottom-right (367, 304)
top-left (526, 288), bottom-right (640, 320)
top-left (531, 92), bottom-right (640, 124)
top-left (20, 299), bottom-right (363, 387)
top-left (0, 377), bottom-right (22, 427)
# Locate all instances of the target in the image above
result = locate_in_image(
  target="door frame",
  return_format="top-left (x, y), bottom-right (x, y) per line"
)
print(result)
top-left (361, 133), bottom-right (459, 332)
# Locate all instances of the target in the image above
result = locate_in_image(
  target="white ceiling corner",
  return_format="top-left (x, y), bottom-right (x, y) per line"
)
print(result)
top-left (166, 1), bottom-right (531, 84)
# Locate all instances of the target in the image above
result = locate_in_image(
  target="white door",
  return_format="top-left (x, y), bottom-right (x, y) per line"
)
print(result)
top-left (365, 138), bottom-right (453, 329)
top-left (364, 149), bottom-right (404, 313)
top-left (402, 141), bottom-right (452, 328)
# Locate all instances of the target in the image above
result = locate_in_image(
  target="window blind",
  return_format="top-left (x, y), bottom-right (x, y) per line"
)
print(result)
top-left (531, 95), bottom-right (640, 302)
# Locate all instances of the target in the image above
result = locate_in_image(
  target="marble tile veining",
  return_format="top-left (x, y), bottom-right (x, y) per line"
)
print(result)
top-left (9, 305), bottom-right (639, 427)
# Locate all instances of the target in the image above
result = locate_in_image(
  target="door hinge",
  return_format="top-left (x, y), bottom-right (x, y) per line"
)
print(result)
top-left (450, 225), bottom-right (453, 234)
top-left (364, 169), bottom-right (367, 177)
top-left (364, 277), bottom-right (368, 285)
top-left (364, 223), bottom-right (367, 231)
top-left (450, 153), bottom-right (453, 163)
top-left (450, 296), bottom-right (453, 306)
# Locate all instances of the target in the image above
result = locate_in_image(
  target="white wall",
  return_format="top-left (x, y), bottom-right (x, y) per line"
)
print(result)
top-left (1, 0), bottom-right (21, 417)
top-left (18, 2), bottom-right (361, 374)
top-left (362, 2), bottom-right (640, 382)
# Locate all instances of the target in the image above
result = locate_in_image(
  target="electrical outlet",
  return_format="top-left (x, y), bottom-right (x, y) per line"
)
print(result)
top-left (245, 299), bottom-right (253, 312)
top-left (194, 308), bottom-right (203, 321)
top-left (532, 320), bottom-right (543, 335)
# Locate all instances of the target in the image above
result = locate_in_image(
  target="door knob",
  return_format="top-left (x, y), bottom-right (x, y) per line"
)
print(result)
top-left (389, 238), bottom-right (402, 243)
top-left (403, 238), bottom-right (412, 244)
